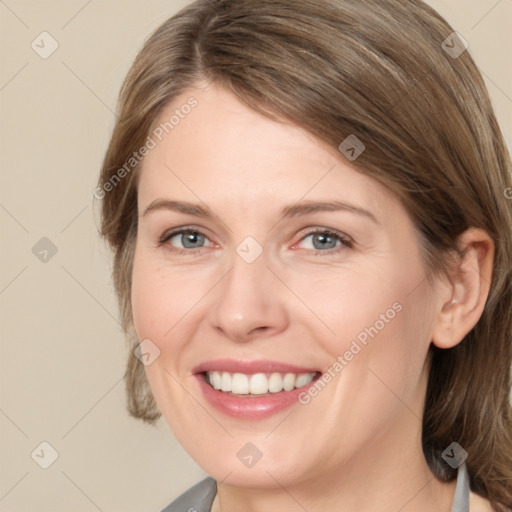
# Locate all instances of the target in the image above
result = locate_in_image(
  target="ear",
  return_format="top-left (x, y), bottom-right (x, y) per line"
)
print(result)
top-left (431, 227), bottom-right (494, 349)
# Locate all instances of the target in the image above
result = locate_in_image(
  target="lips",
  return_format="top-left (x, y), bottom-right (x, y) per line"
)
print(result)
top-left (192, 358), bottom-right (320, 375)
top-left (192, 359), bottom-right (322, 420)
top-left (194, 373), bottom-right (322, 419)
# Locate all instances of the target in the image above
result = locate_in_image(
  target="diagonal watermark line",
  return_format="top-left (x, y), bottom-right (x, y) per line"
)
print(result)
top-left (214, 470), bottom-right (233, 487)
top-left (0, 1), bottom-right (29, 28)
top-left (405, 270), bottom-right (434, 299)
top-left (368, 368), bottom-right (422, 421)
top-left (60, 265), bottom-right (120, 326)
top-left (478, 66), bottom-right (512, 105)
top-left (265, 266), bottom-right (336, 335)
top-left (163, 162), bottom-right (233, 233)
top-left (266, 163), bottom-right (336, 234)
top-left (472, 0), bottom-right (503, 30)
top-left (61, 61), bottom-right (117, 117)
top-left (61, 0), bottom-right (92, 29)
top-left (163, 268), bottom-right (233, 337)
top-left (212, 470), bottom-right (233, 511)
top-left (397, 476), bottom-right (435, 511)
top-left (0, 472), bottom-right (29, 503)
top-left (61, 471), bottom-right (104, 511)
top-left (0, 408), bottom-right (29, 438)
top-left (0, 265), bottom-right (29, 296)
top-left (0, 62), bottom-right (29, 92)
top-left (60, 204), bottom-right (89, 233)
top-left (163, 368), bottom-right (234, 438)
top-left (469, 261), bottom-right (491, 288)
top-left (265, 470), bottom-right (310, 511)
top-left (0, 202), bottom-right (29, 232)
top-left (199, 78), bottom-right (214, 92)
top-left (264, 409), bottom-right (294, 438)
top-left (61, 375), bottom-right (123, 439)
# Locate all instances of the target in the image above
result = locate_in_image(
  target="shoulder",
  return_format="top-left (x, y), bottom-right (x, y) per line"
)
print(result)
top-left (469, 490), bottom-right (493, 512)
top-left (160, 477), bottom-right (217, 512)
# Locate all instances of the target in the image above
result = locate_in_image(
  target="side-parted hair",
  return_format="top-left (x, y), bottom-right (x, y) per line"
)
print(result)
top-left (97, 0), bottom-right (512, 508)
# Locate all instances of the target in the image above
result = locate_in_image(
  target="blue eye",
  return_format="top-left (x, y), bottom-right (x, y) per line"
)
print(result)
top-left (166, 230), bottom-right (208, 250)
top-left (158, 227), bottom-right (352, 255)
top-left (297, 230), bottom-right (351, 252)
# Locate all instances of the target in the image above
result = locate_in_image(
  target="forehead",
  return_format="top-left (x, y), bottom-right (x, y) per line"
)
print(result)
top-left (137, 85), bottom-right (396, 223)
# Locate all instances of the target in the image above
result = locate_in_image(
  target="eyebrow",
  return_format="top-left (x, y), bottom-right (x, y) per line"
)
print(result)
top-left (141, 199), bottom-right (379, 224)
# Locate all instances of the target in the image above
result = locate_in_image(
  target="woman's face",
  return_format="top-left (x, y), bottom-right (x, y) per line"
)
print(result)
top-left (131, 84), bottom-right (440, 488)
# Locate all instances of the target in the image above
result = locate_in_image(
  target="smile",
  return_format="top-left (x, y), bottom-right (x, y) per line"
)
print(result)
top-left (204, 371), bottom-right (318, 396)
top-left (193, 368), bottom-right (323, 420)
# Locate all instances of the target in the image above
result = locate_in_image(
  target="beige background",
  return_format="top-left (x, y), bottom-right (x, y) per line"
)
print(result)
top-left (0, 1), bottom-right (511, 511)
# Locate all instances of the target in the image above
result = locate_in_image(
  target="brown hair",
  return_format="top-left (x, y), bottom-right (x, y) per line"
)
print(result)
top-left (97, 0), bottom-right (512, 508)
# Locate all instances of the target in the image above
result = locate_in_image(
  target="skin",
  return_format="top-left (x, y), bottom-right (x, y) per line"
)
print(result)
top-left (131, 83), bottom-right (494, 512)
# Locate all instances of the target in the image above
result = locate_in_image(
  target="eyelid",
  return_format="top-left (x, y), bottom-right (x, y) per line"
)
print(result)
top-left (157, 226), bottom-right (353, 255)
top-left (157, 226), bottom-right (216, 253)
top-left (292, 227), bottom-right (353, 252)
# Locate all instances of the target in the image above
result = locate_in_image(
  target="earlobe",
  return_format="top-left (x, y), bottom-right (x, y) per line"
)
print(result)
top-left (431, 228), bottom-right (494, 350)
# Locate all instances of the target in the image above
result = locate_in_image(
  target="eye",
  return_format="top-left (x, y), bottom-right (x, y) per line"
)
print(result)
top-left (294, 229), bottom-right (352, 254)
top-left (157, 227), bottom-right (352, 256)
top-left (158, 228), bottom-right (213, 254)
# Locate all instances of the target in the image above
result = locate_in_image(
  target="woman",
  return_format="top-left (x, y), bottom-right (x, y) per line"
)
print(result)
top-left (96, 0), bottom-right (512, 510)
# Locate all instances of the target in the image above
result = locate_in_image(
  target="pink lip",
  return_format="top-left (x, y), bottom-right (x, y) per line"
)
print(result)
top-left (191, 359), bottom-right (321, 420)
top-left (192, 358), bottom-right (319, 374)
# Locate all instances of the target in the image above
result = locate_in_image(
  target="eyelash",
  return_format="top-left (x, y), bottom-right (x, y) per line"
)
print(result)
top-left (157, 227), bottom-right (353, 256)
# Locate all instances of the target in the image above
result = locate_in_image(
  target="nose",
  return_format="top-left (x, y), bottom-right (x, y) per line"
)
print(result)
top-left (208, 251), bottom-right (289, 343)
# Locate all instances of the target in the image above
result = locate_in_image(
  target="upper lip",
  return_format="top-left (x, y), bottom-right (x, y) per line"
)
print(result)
top-left (192, 359), bottom-right (320, 375)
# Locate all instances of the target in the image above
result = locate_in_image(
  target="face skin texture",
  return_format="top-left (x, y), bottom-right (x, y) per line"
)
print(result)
top-left (131, 83), bottom-right (494, 512)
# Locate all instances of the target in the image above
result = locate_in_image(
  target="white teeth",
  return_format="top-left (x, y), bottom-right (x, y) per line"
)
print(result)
top-left (283, 373), bottom-right (296, 391)
top-left (206, 371), bottom-right (317, 395)
top-left (221, 372), bottom-right (231, 392)
top-left (295, 373), bottom-right (313, 388)
top-left (232, 373), bottom-right (249, 394)
top-left (211, 371), bottom-right (222, 390)
top-left (249, 373), bottom-right (268, 395)
top-left (268, 373), bottom-right (283, 393)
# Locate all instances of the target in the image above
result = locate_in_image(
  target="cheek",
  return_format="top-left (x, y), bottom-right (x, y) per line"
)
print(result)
top-left (311, 258), bottom-right (434, 405)
top-left (293, 264), bottom-right (405, 349)
top-left (131, 254), bottom-right (197, 347)
top-left (337, 281), bottom-right (434, 423)
top-left (131, 263), bottom-right (165, 345)
top-left (130, 255), bottom-right (201, 419)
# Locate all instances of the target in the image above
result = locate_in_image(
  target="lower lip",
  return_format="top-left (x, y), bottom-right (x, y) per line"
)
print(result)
top-left (194, 373), bottom-right (319, 420)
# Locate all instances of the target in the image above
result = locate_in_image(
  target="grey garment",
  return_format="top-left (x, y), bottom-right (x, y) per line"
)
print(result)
top-left (161, 462), bottom-right (470, 512)
top-left (161, 477), bottom-right (217, 512)
top-left (451, 462), bottom-right (470, 512)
